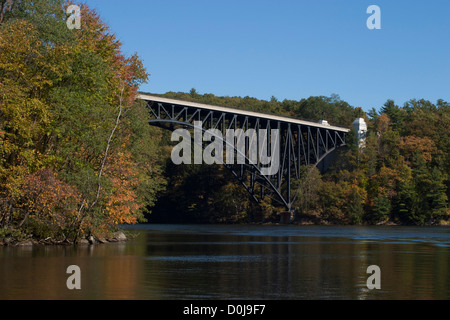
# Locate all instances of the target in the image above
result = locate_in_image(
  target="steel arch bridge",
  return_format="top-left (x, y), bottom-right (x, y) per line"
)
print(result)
top-left (138, 94), bottom-right (350, 215)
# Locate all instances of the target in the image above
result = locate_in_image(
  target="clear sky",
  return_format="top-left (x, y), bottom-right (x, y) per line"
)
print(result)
top-left (83, 0), bottom-right (450, 112)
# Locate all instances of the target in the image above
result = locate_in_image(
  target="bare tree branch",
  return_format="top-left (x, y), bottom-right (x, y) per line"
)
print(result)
top-left (0, 0), bottom-right (15, 25)
top-left (72, 84), bottom-right (126, 241)
top-left (90, 83), bottom-right (125, 210)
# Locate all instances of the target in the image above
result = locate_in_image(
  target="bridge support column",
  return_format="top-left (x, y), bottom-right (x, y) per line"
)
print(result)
top-left (279, 211), bottom-right (294, 224)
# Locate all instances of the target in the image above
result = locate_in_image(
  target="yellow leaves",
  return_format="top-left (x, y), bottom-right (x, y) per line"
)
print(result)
top-left (0, 20), bottom-right (42, 90)
top-left (0, 20), bottom-right (55, 171)
top-left (349, 180), bottom-right (368, 204)
top-left (372, 166), bottom-right (399, 198)
top-left (0, 19), bottom-right (72, 96)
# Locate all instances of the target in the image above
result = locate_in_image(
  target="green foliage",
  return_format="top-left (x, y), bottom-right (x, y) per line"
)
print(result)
top-left (147, 89), bottom-right (449, 226)
top-left (0, 227), bottom-right (31, 245)
top-left (347, 187), bottom-right (365, 224)
top-left (372, 196), bottom-right (391, 222)
top-left (381, 100), bottom-right (406, 132)
top-left (358, 99), bottom-right (448, 225)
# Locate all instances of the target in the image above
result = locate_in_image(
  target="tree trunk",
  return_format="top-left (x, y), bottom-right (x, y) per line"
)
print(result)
top-left (74, 84), bottom-right (126, 241)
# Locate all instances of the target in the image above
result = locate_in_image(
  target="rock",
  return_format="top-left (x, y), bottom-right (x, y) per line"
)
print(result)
top-left (116, 232), bottom-right (127, 241)
top-left (78, 238), bottom-right (90, 245)
top-left (96, 237), bottom-right (107, 244)
top-left (108, 231), bottom-right (127, 242)
top-left (88, 235), bottom-right (96, 244)
top-left (16, 240), bottom-right (34, 247)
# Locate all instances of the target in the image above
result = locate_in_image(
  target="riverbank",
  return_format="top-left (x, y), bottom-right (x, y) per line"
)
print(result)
top-left (265, 219), bottom-right (450, 226)
top-left (262, 212), bottom-right (450, 227)
top-left (2, 217), bottom-right (449, 247)
top-left (0, 231), bottom-right (129, 247)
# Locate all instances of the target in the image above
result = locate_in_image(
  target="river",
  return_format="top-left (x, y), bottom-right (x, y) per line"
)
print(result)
top-left (0, 224), bottom-right (449, 300)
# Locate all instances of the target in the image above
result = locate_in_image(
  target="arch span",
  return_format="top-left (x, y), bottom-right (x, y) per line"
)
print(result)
top-left (139, 94), bottom-right (349, 212)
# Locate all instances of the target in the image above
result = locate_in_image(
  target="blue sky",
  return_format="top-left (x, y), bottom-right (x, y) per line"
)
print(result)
top-left (83, 0), bottom-right (450, 112)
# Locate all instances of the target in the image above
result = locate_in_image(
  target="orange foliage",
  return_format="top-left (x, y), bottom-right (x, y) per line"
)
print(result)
top-left (377, 113), bottom-right (391, 133)
top-left (104, 152), bottom-right (142, 225)
top-left (20, 169), bottom-right (81, 231)
top-left (399, 135), bottom-right (436, 163)
top-left (373, 166), bottom-right (399, 198)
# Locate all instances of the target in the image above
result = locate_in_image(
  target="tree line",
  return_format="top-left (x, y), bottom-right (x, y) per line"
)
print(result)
top-left (149, 91), bottom-right (449, 226)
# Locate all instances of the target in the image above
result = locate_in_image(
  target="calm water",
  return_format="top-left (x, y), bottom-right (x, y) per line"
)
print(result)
top-left (0, 224), bottom-right (449, 300)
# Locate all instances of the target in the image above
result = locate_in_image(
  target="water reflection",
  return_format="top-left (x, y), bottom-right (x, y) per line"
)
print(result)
top-left (0, 225), bottom-right (449, 300)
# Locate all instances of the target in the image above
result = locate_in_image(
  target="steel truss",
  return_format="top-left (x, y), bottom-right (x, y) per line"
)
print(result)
top-left (145, 99), bottom-right (348, 212)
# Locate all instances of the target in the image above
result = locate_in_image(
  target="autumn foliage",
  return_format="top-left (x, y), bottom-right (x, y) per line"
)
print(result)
top-left (0, 0), bottom-right (165, 244)
top-left (0, 1), bottom-right (448, 245)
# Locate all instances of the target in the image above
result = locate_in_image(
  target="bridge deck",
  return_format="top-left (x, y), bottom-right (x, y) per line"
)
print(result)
top-left (138, 94), bottom-right (350, 133)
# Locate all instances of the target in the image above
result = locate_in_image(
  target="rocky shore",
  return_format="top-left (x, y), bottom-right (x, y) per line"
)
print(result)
top-left (0, 231), bottom-right (128, 247)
